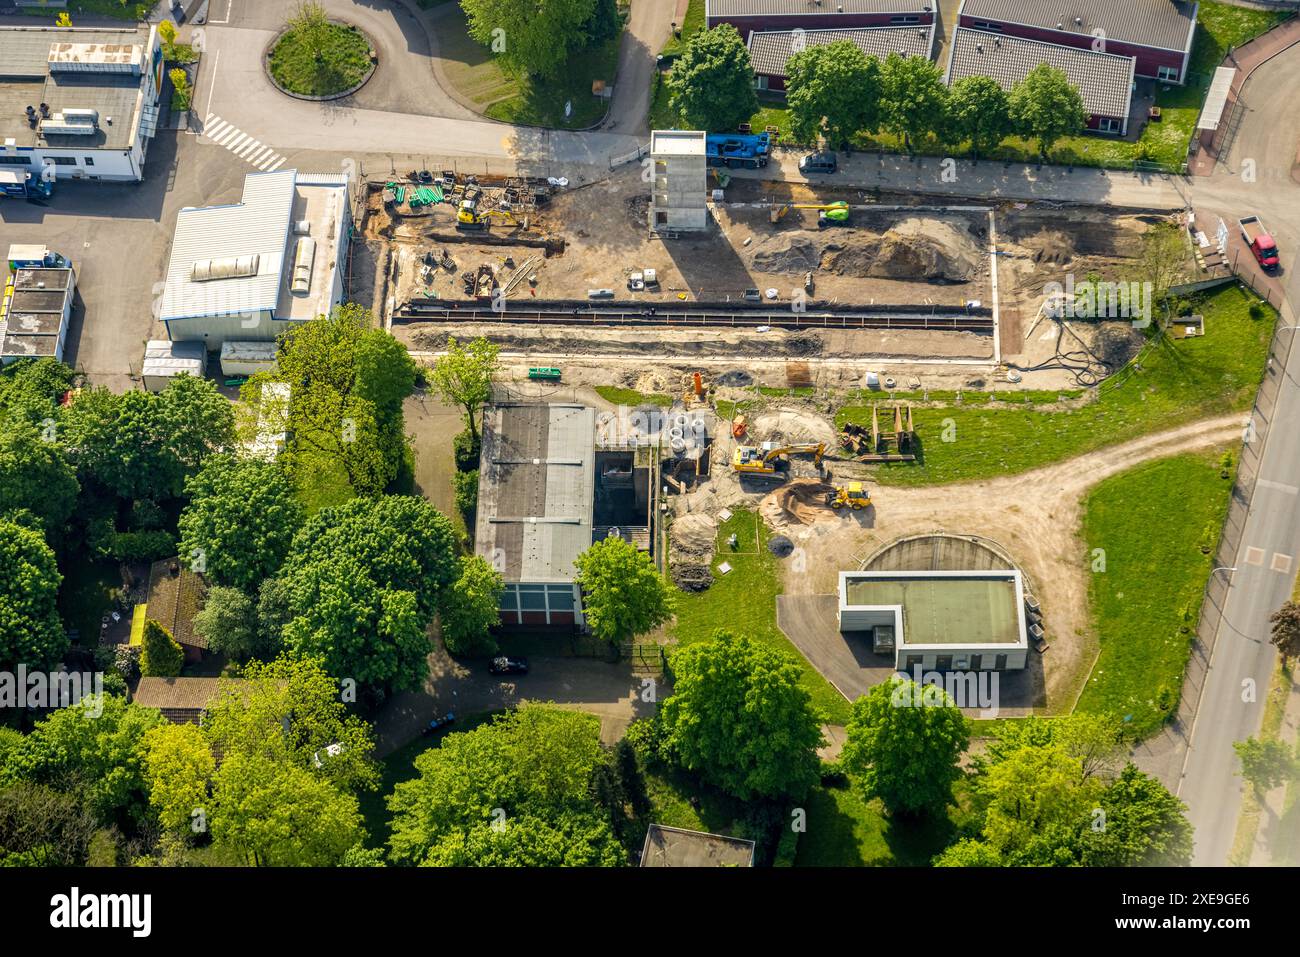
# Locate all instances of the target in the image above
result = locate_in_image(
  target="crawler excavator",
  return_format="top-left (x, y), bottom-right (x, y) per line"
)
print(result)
top-left (731, 441), bottom-right (826, 478)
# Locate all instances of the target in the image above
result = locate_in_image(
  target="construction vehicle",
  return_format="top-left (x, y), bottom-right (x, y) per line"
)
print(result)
top-left (826, 482), bottom-right (871, 510)
top-left (840, 404), bottom-right (917, 463)
top-left (456, 196), bottom-right (522, 231)
top-left (705, 132), bottom-right (771, 169)
top-left (769, 200), bottom-right (849, 226)
top-left (732, 441), bottom-right (826, 477)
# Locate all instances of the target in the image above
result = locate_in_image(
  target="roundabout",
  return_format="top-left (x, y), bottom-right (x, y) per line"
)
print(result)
top-left (265, 17), bottom-right (377, 101)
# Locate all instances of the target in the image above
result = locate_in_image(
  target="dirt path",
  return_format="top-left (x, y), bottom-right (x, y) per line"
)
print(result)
top-left (771, 412), bottom-right (1248, 712)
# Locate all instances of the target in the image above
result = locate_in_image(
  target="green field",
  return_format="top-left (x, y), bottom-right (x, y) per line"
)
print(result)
top-left (669, 508), bottom-right (851, 723)
top-left (837, 285), bottom-right (1275, 487)
top-left (268, 21), bottom-right (372, 97)
top-left (593, 385), bottom-right (673, 407)
top-left (793, 781), bottom-right (959, 866)
top-left (1077, 451), bottom-right (1235, 737)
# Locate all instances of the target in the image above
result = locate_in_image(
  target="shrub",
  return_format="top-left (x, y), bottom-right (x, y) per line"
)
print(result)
top-left (453, 430), bottom-right (480, 472)
top-left (453, 469), bottom-right (479, 517)
top-left (139, 619), bottom-right (184, 678)
top-left (114, 644), bottom-right (141, 683)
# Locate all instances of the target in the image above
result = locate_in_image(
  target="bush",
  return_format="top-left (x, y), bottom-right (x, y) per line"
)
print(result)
top-left (108, 530), bottom-right (176, 564)
top-left (169, 67), bottom-right (192, 112)
top-left (139, 619), bottom-right (184, 678)
top-left (114, 644), bottom-right (141, 683)
top-left (453, 469), bottom-right (479, 517)
top-left (819, 760), bottom-right (849, 788)
top-left (623, 716), bottom-right (668, 766)
top-left (773, 810), bottom-right (801, 867)
top-left (453, 430), bottom-right (480, 472)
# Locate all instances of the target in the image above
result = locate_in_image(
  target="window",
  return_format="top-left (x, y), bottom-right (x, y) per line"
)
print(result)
top-left (518, 586), bottom-right (546, 610)
top-left (45, 156), bottom-right (76, 166)
top-left (890, 15), bottom-right (920, 24)
top-left (972, 20), bottom-right (1003, 32)
top-left (0, 156), bottom-right (31, 166)
top-left (754, 74), bottom-right (769, 91)
top-left (1157, 65), bottom-right (1180, 82)
top-left (1097, 117), bottom-right (1121, 134)
top-left (83, 157), bottom-right (94, 166)
top-left (498, 585), bottom-right (519, 613)
top-left (548, 589), bottom-right (575, 611)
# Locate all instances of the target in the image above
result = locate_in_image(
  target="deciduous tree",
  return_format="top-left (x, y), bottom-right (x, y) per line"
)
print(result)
top-left (142, 723), bottom-right (214, 836)
top-left (0, 423), bottom-right (78, 531)
top-left (1268, 601), bottom-right (1300, 662)
top-left (666, 25), bottom-right (759, 133)
top-left (0, 516), bottom-right (65, 674)
top-left (878, 52), bottom-right (949, 151)
top-left (192, 586), bottom-right (260, 661)
top-left (440, 555), bottom-right (503, 656)
top-left (574, 535), bottom-right (672, 644)
top-left (785, 41), bottom-right (879, 148)
top-left (461, 0), bottom-right (599, 79)
top-left (1008, 63), bottom-right (1087, 157)
top-left (428, 336), bottom-right (499, 442)
top-left (947, 75), bottom-right (1011, 158)
top-left (1234, 736), bottom-right (1296, 795)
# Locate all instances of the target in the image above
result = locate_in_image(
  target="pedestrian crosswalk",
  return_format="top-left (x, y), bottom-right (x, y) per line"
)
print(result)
top-left (202, 114), bottom-right (287, 172)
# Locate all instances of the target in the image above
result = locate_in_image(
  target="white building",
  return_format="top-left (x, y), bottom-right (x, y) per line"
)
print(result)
top-left (159, 169), bottom-right (352, 347)
top-left (649, 130), bottom-right (707, 233)
top-left (839, 569), bottom-right (1030, 671)
top-left (0, 24), bottom-right (162, 182)
top-left (141, 339), bottom-right (206, 391)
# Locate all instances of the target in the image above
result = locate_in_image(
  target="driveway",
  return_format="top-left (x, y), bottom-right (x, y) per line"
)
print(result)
top-left (601, 0), bottom-right (676, 134)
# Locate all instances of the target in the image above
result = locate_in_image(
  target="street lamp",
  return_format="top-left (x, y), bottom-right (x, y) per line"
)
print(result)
top-left (1211, 565), bottom-right (1237, 580)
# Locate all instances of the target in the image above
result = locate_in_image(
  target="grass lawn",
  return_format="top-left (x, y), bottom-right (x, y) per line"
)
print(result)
top-left (669, 508), bottom-right (852, 723)
top-left (440, 8), bottom-right (619, 129)
top-left (593, 385), bottom-right (673, 407)
top-left (1190, 0), bottom-right (1293, 76)
top-left (660, 0), bottom-right (705, 58)
top-left (837, 284), bottom-right (1276, 487)
top-left (57, 554), bottom-right (119, 647)
top-left (1077, 451), bottom-right (1235, 738)
top-left (268, 21), bottom-right (373, 97)
top-left (793, 781), bottom-right (959, 866)
top-left (67, 1), bottom-right (149, 19)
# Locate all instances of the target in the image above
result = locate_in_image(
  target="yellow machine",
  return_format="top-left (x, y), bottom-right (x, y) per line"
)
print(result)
top-left (732, 442), bottom-right (826, 477)
top-left (456, 199), bottom-right (520, 230)
top-left (826, 482), bottom-right (871, 510)
top-left (770, 201), bottom-right (850, 224)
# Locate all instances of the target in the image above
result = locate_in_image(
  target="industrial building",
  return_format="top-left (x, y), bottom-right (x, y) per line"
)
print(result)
top-left (0, 23), bottom-right (162, 182)
top-left (649, 130), bottom-right (708, 233)
top-left (1, 244), bottom-right (75, 364)
top-left (838, 569), bottom-right (1029, 670)
top-left (158, 168), bottom-right (352, 347)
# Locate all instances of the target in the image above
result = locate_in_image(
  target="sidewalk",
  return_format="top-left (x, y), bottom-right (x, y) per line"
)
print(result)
top-left (1249, 667), bottom-right (1300, 865)
top-left (731, 149), bottom-right (1187, 210)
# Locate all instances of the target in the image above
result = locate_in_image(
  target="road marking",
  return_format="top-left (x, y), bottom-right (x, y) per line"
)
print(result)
top-left (1245, 546), bottom-right (1266, 566)
top-left (1257, 478), bottom-right (1300, 495)
top-left (208, 0), bottom-right (234, 25)
top-left (203, 50), bottom-right (219, 118)
top-left (1271, 552), bottom-right (1293, 574)
top-left (203, 114), bottom-right (287, 172)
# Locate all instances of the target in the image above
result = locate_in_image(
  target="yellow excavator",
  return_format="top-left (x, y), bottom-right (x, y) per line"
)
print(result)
top-left (826, 482), bottom-right (871, 510)
top-left (456, 198), bottom-right (522, 231)
top-left (770, 201), bottom-right (850, 225)
top-left (732, 442), bottom-right (826, 477)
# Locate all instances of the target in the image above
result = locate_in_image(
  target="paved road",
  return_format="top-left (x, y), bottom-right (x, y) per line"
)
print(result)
top-left (601, 0), bottom-right (676, 134)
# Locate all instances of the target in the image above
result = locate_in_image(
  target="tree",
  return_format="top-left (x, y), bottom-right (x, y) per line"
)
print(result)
top-left (192, 586), bottom-right (260, 661)
top-left (139, 619), bottom-right (184, 678)
top-left (275, 496), bottom-right (459, 693)
top-left (878, 52), bottom-right (950, 151)
top-left (933, 838), bottom-right (1004, 867)
top-left (423, 810), bottom-right (624, 866)
top-left (169, 67), bottom-right (192, 112)
top-left (613, 738), bottom-right (650, 818)
top-left (785, 41), bottom-right (880, 149)
top-left (0, 785), bottom-right (100, 867)
top-left (461, 0), bottom-right (599, 79)
top-left (584, 0), bottom-right (622, 44)
top-left (440, 555), bottom-right (503, 656)
top-left (573, 536), bottom-right (673, 644)
top-left (429, 336), bottom-right (499, 442)
top-left (841, 677), bottom-right (969, 817)
top-left (178, 455), bottom-right (304, 592)
top-left (64, 375), bottom-right (234, 501)
top-left (1234, 737), bottom-right (1296, 795)
top-left (142, 723), bottom-right (214, 836)
top-left (660, 631), bottom-right (824, 800)
top-left (0, 517), bottom-right (65, 674)
top-left (285, 0), bottom-right (331, 62)
top-left (1078, 764), bottom-right (1194, 867)
top-left (666, 25), bottom-right (759, 133)
top-left (0, 357), bottom-right (75, 426)
top-left (158, 19), bottom-right (177, 46)
top-left (1135, 221), bottom-right (1187, 323)
top-left (388, 705), bottom-right (619, 866)
top-left (0, 423), bottom-right (79, 531)
top-left (947, 75), bottom-right (1011, 158)
top-left (1268, 601), bottom-right (1300, 662)
top-left (1008, 63), bottom-right (1087, 157)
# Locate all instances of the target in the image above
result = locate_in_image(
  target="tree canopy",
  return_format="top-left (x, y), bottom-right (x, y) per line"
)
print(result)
top-left (878, 52), bottom-right (949, 151)
top-left (666, 25), bottom-right (759, 133)
top-left (659, 631), bottom-right (824, 800)
top-left (461, 0), bottom-right (602, 79)
top-left (1008, 63), bottom-right (1087, 156)
top-left (947, 75), bottom-right (1012, 158)
top-left (139, 619), bottom-right (184, 678)
top-left (785, 41), bottom-right (880, 149)
top-left (0, 516), bottom-right (66, 674)
top-left (440, 554), bottom-right (504, 656)
top-left (428, 336), bottom-right (499, 442)
top-left (573, 535), bottom-right (673, 644)
top-left (1269, 601), bottom-right (1300, 662)
top-left (0, 422), bottom-right (79, 532)
top-left (192, 586), bottom-right (261, 661)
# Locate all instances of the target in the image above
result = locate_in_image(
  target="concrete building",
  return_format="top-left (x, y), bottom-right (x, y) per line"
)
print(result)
top-left (1, 247), bottom-right (75, 364)
top-left (706, 0), bottom-right (935, 35)
top-left (838, 569), bottom-right (1029, 670)
top-left (747, 24), bottom-right (935, 91)
top-left (640, 825), bottom-right (756, 867)
top-left (0, 23), bottom-right (162, 182)
top-left (957, 0), bottom-right (1197, 84)
top-left (649, 130), bottom-right (708, 233)
top-left (945, 27), bottom-right (1137, 134)
top-left (475, 403), bottom-right (596, 629)
top-left (159, 169), bottom-right (351, 347)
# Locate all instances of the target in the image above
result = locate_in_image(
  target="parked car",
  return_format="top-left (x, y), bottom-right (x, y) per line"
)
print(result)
top-left (1239, 215), bottom-right (1281, 272)
top-left (422, 712), bottom-right (456, 735)
top-left (489, 655), bottom-right (529, 676)
top-left (799, 151), bottom-right (838, 174)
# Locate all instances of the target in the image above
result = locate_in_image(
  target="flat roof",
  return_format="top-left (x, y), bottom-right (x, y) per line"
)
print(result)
top-left (843, 571), bottom-right (1023, 646)
top-left (946, 27), bottom-right (1135, 120)
top-left (1197, 65), bottom-right (1236, 132)
top-left (748, 25), bottom-right (933, 77)
top-left (640, 825), bottom-right (756, 867)
top-left (960, 0), bottom-right (1197, 53)
top-left (651, 129), bottom-right (706, 157)
top-left (474, 403), bottom-right (596, 583)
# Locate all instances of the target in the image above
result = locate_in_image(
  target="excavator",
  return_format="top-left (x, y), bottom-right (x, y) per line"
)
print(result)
top-left (456, 197), bottom-right (522, 231)
top-left (732, 441), bottom-right (826, 477)
top-left (825, 482), bottom-right (871, 511)
top-left (770, 200), bottom-right (849, 227)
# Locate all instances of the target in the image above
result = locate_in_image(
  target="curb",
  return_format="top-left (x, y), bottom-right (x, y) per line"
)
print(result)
top-left (262, 19), bottom-right (378, 102)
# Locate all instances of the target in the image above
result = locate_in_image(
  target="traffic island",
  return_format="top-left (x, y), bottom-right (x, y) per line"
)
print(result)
top-left (265, 19), bottom-right (377, 101)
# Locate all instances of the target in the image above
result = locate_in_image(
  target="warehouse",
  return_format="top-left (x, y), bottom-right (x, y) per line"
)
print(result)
top-left (0, 23), bottom-right (162, 182)
top-left (475, 403), bottom-right (596, 629)
top-left (158, 168), bottom-right (351, 346)
top-left (746, 24), bottom-right (935, 91)
top-left (838, 569), bottom-right (1029, 670)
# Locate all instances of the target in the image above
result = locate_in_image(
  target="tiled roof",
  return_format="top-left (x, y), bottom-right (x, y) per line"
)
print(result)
top-left (133, 677), bottom-right (228, 722)
top-left (748, 25), bottom-right (933, 76)
top-left (145, 559), bottom-right (208, 650)
top-left (709, 0), bottom-right (931, 16)
top-left (946, 27), bottom-right (1135, 119)
top-left (960, 0), bottom-right (1197, 53)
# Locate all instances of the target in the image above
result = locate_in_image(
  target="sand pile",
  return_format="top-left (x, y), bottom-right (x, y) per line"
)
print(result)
top-left (750, 408), bottom-right (838, 446)
top-left (670, 513), bottom-right (718, 558)
top-left (760, 479), bottom-right (836, 529)
top-left (824, 217), bottom-right (983, 283)
top-left (751, 236), bottom-right (820, 274)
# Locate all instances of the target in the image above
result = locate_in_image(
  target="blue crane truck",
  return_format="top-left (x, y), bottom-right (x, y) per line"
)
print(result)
top-left (705, 132), bottom-right (770, 169)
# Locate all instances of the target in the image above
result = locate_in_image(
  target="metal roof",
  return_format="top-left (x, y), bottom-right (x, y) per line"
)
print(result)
top-left (960, 0), bottom-right (1197, 53)
top-left (1197, 65), bottom-right (1235, 131)
top-left (946, 27), bottom-right (1135, 119)
top-left (474, 404), bottom-right (596, 583)
top-left (748, 25), bottom-right (933, 76)
top-left (160, 170), bottom-right (299, 322)
top-left (142, 339), bottom-right (206, 379)
top-left (708, 0), bottom-right (932, 16)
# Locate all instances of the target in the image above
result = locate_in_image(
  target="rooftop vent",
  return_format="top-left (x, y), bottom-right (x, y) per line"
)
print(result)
top-left (39, 110), bottom-right (99, 136)
top-left (47, 42), bottom-right (144, 75)
top-left (190, 255), bottom-right (261, 282)
top-left (291, 237), bottom-right (316, 295)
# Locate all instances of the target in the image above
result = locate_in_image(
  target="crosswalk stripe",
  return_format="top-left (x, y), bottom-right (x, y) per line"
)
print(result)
top-left (258, 154), bottom-right (283, 170)
top-left (236, 139), bottom-right (262, 158)
top-left (264, 157), bottom-right (286, 173)
top-left (205, 119), bottom-right (229, 139)
top-left (216, 128), bottom-right (242, 147)
top-left (226, 133), bottom-right (250, 151)
top-left (251, 147), bottom-right (275, 165)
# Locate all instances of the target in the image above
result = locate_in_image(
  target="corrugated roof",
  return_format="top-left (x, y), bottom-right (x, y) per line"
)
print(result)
top-left (640, 825), bottom-right (757, 867)
top-left (748, 25), bottom-right (933, 76)
top-left (160, 170), bottom-right (298, 322)
top-left (960, 0), bottom-right (1197, 53)
top-left (475, 404), bottom-right (595, 583)
top-left (709, 0), bottom-right (930, 16)
top-left (946, 27), bottom-right (1135, 119)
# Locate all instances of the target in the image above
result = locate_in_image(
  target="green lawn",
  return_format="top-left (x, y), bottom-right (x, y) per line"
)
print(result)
top-left (56, 554), bottom-right (119, 647)
top-left (793, 780), bottom-right (961, 866)
top-left (268, 21), bottom-right (373, 97)
top-left (836, 285), bottom-right (1275, 487)
top-left (669, 508), bottom-right (852, 723)
top-left (440, 8), bottom-right (620, 129)
top-left (67, 1), bottom-right (149, 19)
top-left (660, 0), bottom-right (705, 58)
top-left (593, 385), bottom-right (674, 407)
top-left (1077, 451), bottom-right (1235, 738)
top-left (1190, 0), bottom-right (1293, 76)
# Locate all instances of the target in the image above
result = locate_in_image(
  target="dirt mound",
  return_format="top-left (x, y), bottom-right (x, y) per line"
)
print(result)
top-left (1094, 322), bottom-right (1146, 369)
top-left (670, 513), bottom-right (718, 558)
top-left (672, 562), bottom-right (714, 592)
top-left (751, 236), bottom-right (820, 274)
top-left (824, 217), bottom-right (983, 283)
top-left (714, 369), bottom-right (754, 387)
top-left (760, 479), bottom-right (835, 528)
top-left (750, 408), bottom-right (837, 446)
top-left (787, 332), bottom-right (824, 357)
top-left (1022, 229), bottom-right (1076, 266)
